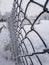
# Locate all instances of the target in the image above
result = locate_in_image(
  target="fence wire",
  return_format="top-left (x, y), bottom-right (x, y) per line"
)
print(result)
top-left (7, 0), bottom-right (49, 65)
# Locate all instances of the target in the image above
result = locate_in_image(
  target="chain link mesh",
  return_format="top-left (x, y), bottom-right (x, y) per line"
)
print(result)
top-left (7, 0), bottom-right (49, 65)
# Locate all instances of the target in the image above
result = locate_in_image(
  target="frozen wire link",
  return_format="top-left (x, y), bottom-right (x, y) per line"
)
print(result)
top-left (8, 0), bottom-right (49, 65)
top-left (16, 48), bottom-right (49, 58)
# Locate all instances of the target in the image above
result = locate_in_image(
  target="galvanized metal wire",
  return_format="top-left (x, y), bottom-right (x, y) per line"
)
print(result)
top-left (7, 0), bottom-right (49, 65)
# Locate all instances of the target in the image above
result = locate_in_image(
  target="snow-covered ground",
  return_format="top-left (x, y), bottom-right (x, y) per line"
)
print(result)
top-left (0, 22), bottom-right (15, 65)
top-left (0, 56), bottom-right (14, 65)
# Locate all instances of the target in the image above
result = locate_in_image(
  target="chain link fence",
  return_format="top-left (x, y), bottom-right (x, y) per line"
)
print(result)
top-left (7, 0), bottom-right (49, 65)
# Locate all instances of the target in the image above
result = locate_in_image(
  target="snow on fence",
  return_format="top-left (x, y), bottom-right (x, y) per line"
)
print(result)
top-left (7, 0), bottom-right (49, 65)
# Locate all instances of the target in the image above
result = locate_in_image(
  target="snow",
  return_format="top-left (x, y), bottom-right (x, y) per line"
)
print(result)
top-left (0, 22), bottom-right (15, 65)
top-left (0, 56), bottom-right (14, 65)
